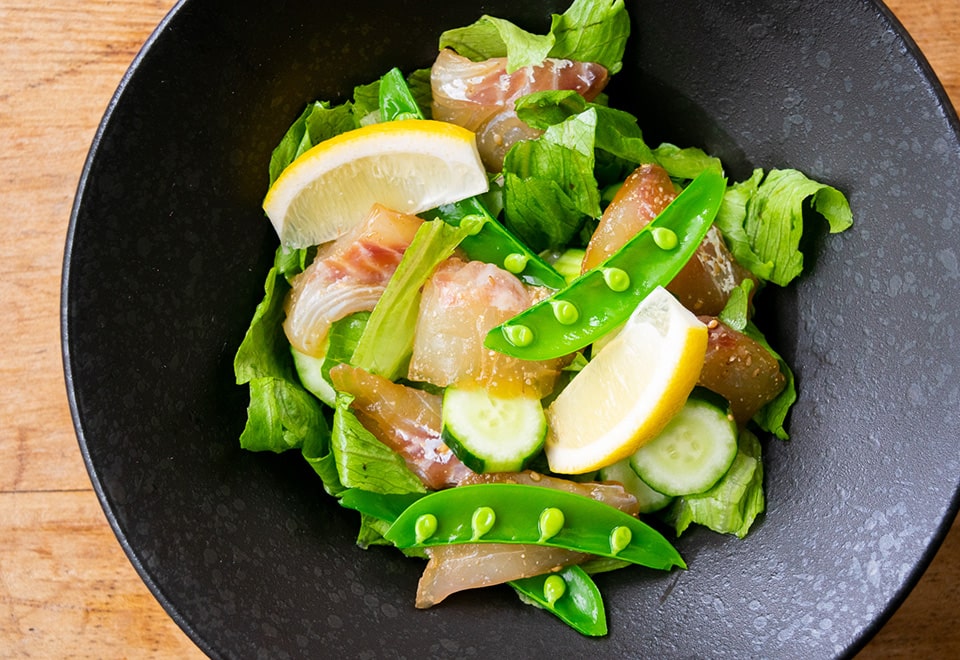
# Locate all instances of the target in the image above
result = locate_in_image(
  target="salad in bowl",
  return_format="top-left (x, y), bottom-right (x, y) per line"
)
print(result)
top-left (234, 0), bottom-right (851, 636)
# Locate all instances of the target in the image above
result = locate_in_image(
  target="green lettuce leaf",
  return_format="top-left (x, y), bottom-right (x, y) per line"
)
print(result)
top-left (652, 143), bottom-right (723, 181)
top-left (503, 108), bottom-right (600, 250)
top-left (515, 90), bottom-right (657, 167)
top-left (321, 312), bottom-right (370, 384)
top-left (268, 101), bottom-right (357, 187)
top-left (717, 168), bottom-right (853, 286)
top-left (301, 414), bottom-right (343, 496)
top-left (717, 279), bottom-right (755, 332)
top-left (669, 429), bottom-right (765, 539)
top-left (239, 376), bottom-right (329, 453)
top-left (743, 321), bottom-right (796, 440)
top-left (439, 0), bottom-right (629, 73)
top-left (234, 251), bottom-right (294, 386)
top-left (234, 247), bottom-right (331, 454)
top-left (351, 220), bottom-right (473, 379)
top-left (547, 0), bottom-right (630, 73)
top-left (330, 393), bottom-right (426, 494)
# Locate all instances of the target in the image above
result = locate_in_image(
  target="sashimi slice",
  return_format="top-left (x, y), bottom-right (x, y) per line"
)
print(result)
top-left (283, 204), bottom-right (423, 356)
top-left (431, 48), bottom-right (609, 171)
top-left (329, 363), bottom-right (474, 490)
top-left (408, 258), bottom-right (567, 398)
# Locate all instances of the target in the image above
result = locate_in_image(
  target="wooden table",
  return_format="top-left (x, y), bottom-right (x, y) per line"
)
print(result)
top-left (1, 1), bottom-right (957, 656)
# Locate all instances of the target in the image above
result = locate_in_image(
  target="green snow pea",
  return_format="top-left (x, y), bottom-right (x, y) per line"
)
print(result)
top-left (510, 565), bottom-right (607, 636)
top-left (426, 197), bottom-right (568, 289)
top-left (382, 483), bottom-right (685, 570)
top-left (378, 69), bottom-right (567, 290)
top-left (339, 486), bottom-right (609, 635)
top-left (484, 168), bottom-right (727, 360)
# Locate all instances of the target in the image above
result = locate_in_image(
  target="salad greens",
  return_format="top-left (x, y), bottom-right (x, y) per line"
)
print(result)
top-left (234, 0), bottom-right (853, 637)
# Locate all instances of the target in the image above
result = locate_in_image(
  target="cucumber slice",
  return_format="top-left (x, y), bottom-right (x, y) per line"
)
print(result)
top-left (629, 392), bottom-right (737, 497)
top-left (292, 347), bottom-right (336, 406)
top-left (441, 386), bottom-right (546, 473)
top-left (598, 458), bottom-right (674, 513)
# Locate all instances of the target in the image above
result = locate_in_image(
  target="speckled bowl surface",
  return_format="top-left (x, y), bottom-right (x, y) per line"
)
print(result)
top-left (63, 0), bottom-right (960, 657)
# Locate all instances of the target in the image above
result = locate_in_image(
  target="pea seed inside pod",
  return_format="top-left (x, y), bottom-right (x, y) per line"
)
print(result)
top-left (538, 507), bottom-right (565, 542)
top-left (549, 300), bottom-right (580, 325)
top-left (504, 252), bottom-right (529, 274)
top-left (601, 267), bottom-right (631, 292)
top-left (471, 506), bottom-right (496, 540)
top-left (609, 525), bottom-right (633, 555)
top-left (458, 213), bottom-right (487, 235)
top-left (651, 226), bottom-right (679, 250)
top-left (543, 574), bottom-right (567, 606)
top-left (502, 324), bottom-right (534, 347)
top-left (415, 514), bottom-right (438, 544)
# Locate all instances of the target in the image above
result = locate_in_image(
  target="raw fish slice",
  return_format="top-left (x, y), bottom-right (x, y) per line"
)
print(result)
top-left (582, 163), bottom-right (756, 316)
top-left (416, 543), bottom-right (589, 608)
top-left (329, 364), bottom-right (474, 490)
top-left (283, 204), bottom-right (423, 356)
top-left (415, 471), bottom-right (639, 606)
top-left (697, 317), bottom-right (786, 423)
top-left (431, 48), bottom-right (609, 171)
top-left (408, 258), bottom-right (566, 398)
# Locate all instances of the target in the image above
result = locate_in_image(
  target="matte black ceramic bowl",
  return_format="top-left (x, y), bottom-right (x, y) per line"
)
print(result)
top-left (63, 0), bottom-right (960, 657)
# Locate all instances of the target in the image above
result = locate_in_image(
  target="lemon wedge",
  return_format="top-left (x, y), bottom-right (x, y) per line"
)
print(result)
top-left (544, 286), bottom-right (707, 475)
top-left (263, 119), bottom-right (489, 248)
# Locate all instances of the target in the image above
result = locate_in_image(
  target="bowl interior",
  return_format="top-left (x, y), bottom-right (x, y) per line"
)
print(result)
top-left (64, 0), bottom-right (960, 656)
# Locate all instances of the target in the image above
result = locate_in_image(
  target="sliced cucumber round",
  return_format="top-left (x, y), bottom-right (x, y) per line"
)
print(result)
top-left (598, 458), bottom-right (674, 513)
top-left (629, 391), bottom-right (738, 497)
top-left (441, 386), bottom-right (546, 474)
top-left (292, 347), bottom-right (336, 406)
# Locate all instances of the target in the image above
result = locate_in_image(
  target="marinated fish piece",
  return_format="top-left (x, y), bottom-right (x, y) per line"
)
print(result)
top-left (283, 204), bottom-right (423, 356)
top-left (697, 317), bottom-right (786, 423)
top-left (408, 258), bottom-right (568, 398)
top-left (329, 363), bottom-right (474, 490)
top-left (431, 48), bottom-right (609, 171)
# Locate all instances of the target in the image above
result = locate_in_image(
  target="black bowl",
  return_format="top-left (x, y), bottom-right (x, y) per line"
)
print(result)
top-left (63, 0), bottom-right (960, 657)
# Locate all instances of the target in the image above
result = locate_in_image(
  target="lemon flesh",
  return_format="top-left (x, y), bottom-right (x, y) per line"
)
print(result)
top-left (263, 120), bottom-right (489, 249)
top-left (545, 287), bottom-right (708, 475)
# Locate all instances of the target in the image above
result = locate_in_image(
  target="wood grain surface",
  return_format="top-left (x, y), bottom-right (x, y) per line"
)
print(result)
top-left (1, 1), bottom-right (957, 657)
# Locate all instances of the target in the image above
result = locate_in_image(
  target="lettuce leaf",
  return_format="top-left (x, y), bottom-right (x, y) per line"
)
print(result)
top-left (238, 377), bottom-right (329, 453)
top-left (547, 0), bottom-right (630, 74)
top-left (503, 108), bottom-right (600, 250)
top-left (743, 321), bottom-right (796, 441)
top-left (439, 0), bottom-right (629, 73)
top-left (515, 90), bottom-right (657, 168)
top-left (234, 247), bottom-right (331, 453)
top-left (268, 101), bottom-right (356, 187)
top-left (652, 143), bottom-right (723, 181)
top-left (716, 168), bottom-right (853, 286)
top-left (669, 429), bottom-right (765, 539)
top-left (330, 393), bottom-right (425, 494)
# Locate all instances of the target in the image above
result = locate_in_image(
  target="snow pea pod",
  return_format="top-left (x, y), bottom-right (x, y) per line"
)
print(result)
top-left (484, 168), bottom-right (727, 360)
top-left (426, 197), bottom-right (568, 289)
top-left (339, 487), bottom-right (608, 635)
top-left (510, 565), bottom-right (607, 637)
top-left (382, 483), bottom-right (685, 570)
